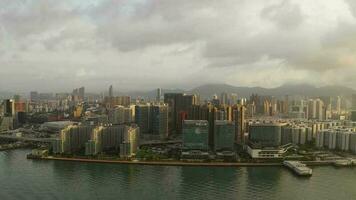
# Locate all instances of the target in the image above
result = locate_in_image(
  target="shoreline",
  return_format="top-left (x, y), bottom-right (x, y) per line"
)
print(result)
top-left (27, 156), bottom-right (335, 167)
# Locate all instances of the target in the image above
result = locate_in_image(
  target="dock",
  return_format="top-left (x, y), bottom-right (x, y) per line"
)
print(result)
top-left (333, 159), bottom-right (353, 167)
top-left (283, 161), bottom-right (312, 176)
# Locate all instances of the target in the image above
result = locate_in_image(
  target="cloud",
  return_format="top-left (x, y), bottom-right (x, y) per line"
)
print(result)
top-left (261, 0), bottom-right (304, 29)
top-left (345, 0), bottom-right (356, 18)
top-left (0, 0), bottom-right (356, 92)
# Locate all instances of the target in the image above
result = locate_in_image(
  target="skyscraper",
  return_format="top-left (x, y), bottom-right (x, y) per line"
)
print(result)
top-left (187, 104), bottom-right (216, 148)
top-left (316, 98), bottom-right (324, 120)
top-left (156, 88), bottom-right (162, 102)
top-left (182, 120), bottom-right (209, 152)
top-left (352, 94), bottom-right (356, 110)
top-left (284, 95), bottom-right (289, 115)
top-left (109, 85), bottom-right (113, 98)
top-left (336, 96), bottom-right (341, 114)
top-left (214, 120), bottom-right (235, 152)
top-left (220, 92), bottom-right (228, 105)
top-left (151, 104), bottom-right (169, 139)
top-left (60, 125), bottom-right (94, 154)
top-left (3, 99), bottom-right (13, 116)
top-left (108, 106), bottom-right (126, 125)
top-left (79, 87), bottom-right (85, 101)
top-left (164, 93), bottom-right (199, 135)
top-left (120, 125), bottom-right (140, 157)
top-left (134, 104), bottom-right (168, 139)
top-left (308, 99), bottom-right (317, 119)
top-left (351, 111), bottom-right (356, 122)
top-left (72, 87), bottom-right (85, 102)
top-left (91, 125), bottom-right (125, 154)
top-left (30, 91), bottom-right (39, 103)
top-left (135, 104), bottom-right (151, 135)
top-left (233, 105), bottom-right (245, 144)
top-left (249, 123), bottom-right (284, 147)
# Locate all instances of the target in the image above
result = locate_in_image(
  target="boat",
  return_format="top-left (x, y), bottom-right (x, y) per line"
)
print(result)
top-left (333, 160), bottom-right (352, 167)
top-left (283, 161), bottom-right (312, 176)
top-left (350, 159), bottom-right (356, 165)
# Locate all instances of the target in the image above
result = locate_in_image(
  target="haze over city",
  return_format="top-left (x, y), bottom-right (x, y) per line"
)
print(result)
top-left (1, 0), bottom-right (356, 92)
top-left (3, 1), bottom-right (356, 200)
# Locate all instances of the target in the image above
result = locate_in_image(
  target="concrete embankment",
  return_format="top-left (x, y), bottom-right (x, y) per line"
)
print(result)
top-left (28, 156), bottom-right (284, 167)
top-left (27, 156), bottom-right (338, 167)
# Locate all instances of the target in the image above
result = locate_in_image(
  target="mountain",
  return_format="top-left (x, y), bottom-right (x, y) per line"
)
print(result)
top-left (189, 84), bottom-right (265, 98)
top-left (188, 83), bottom-right (356, 99)
top-left (124, 83), bottom-right (356, 99)
top-left (124, 88), bottom-right (185, 99)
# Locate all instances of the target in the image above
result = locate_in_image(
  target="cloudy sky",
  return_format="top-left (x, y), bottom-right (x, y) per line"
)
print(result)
top-left (1, 0), bottom-right (356, 92)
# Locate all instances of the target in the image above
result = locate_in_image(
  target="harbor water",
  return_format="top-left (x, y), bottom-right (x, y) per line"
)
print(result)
top-left (1, 149), bottom-right (356, 200)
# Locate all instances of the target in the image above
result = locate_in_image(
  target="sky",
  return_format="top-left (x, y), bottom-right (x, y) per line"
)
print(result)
top-left (1, 0), bottom-right (356, 92)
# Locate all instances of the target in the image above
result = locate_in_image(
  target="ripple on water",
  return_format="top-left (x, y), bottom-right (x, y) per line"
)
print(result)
top-left (1, 150), bottom-right (356, 200)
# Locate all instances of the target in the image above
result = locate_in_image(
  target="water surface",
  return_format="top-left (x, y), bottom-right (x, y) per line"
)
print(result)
top-left (1, 150), bottom-right (355, 200)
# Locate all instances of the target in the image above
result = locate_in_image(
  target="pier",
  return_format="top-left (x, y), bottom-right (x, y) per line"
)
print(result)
top-left (283, 161), bottom-right (312, 176)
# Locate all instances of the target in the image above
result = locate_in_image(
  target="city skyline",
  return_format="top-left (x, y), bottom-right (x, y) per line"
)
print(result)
top-left (2, 1), bottom-right (356, 199)
top-left (1, 0), bottom-right (356, 92)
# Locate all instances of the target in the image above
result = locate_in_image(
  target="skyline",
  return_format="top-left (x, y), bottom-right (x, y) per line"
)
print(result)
top-left (1, 83), bottom-right (356, 101)
top-left (1, 0), bottom-right (356, 92)
top-left (3, 1), bottom-right (356, 200)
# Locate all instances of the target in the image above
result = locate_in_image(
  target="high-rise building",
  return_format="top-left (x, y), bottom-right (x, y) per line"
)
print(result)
top-left (289, 99), bottom-right (307, 119)
top-left (108, 106), bottom-right (134, 124)
top-left (215, 105), bottom-right (232, 121)
top-left (281, 126), bottom-right (308, 145)
top-left (188, 104), bottom-right (217, 148)
top-left (0, 116), bottom-right (14, 131)
top-left (316, 129), bottom-right (356, 151)
top-left (250, 94), bottom-right (273, 116)
top-left (79, 87), bottom-right (85, 100)
top-left (151, 104), bottom-right (168, 139)
top-left (230, 93), bottom-right (238, 105)
top-left (85, 140), bottom-right (96, 156)
top-left (320, 96), bottom-right (332, 120)
top-left (316, 99), bottom-right (324, 120)
top-left (352, 94), bottom-right (356, 110)
top-left (30, 91), bottom-right (39, 103)
top-left (336, 96), bottom-right (341, 114)
top-left (91, 125), bottom-right (125, 154)
top-left (135, 104), bottom-right (151, 135)
top-left (284, 95), bottom-right (289, 115)
top-left (182, 120), bottom-right (209, 152)
top-left (109, 85), bottom-right (113, 98)
top-left (51, 139), bottom-right (62, 154)
top-left (164, 93), bottom-right (199, 135)
top-left (306, 98), bottom-right (324, 120)
top-left (3, 99), bottom-right (13, 116)
top-left (233, 105), bottom-right (245, 144)
top-left (214, 120), bottom-right (235, 152)
top-left (72, 87), bottom-right (85, 102)
top-left (220, 92), bottom-right (228, 105)
top-left (308, 99), bottom-right (317, 119)
top-left (156, 88), bottom-right (162, 102)
top-left (81, 124), bottom-right (140, 156)
top-left (351, 111), bottom-right (356, 122)
top-left (120, 125), bottom-right (140, 157)
top-left (134, 104), bottom-right (168, 139)
top-left (249, 123), bottom-right (285, 147)
top-left (105, 96), bottom-right (131, 108)
top-left (60, 125), bottom-right (94, 154)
